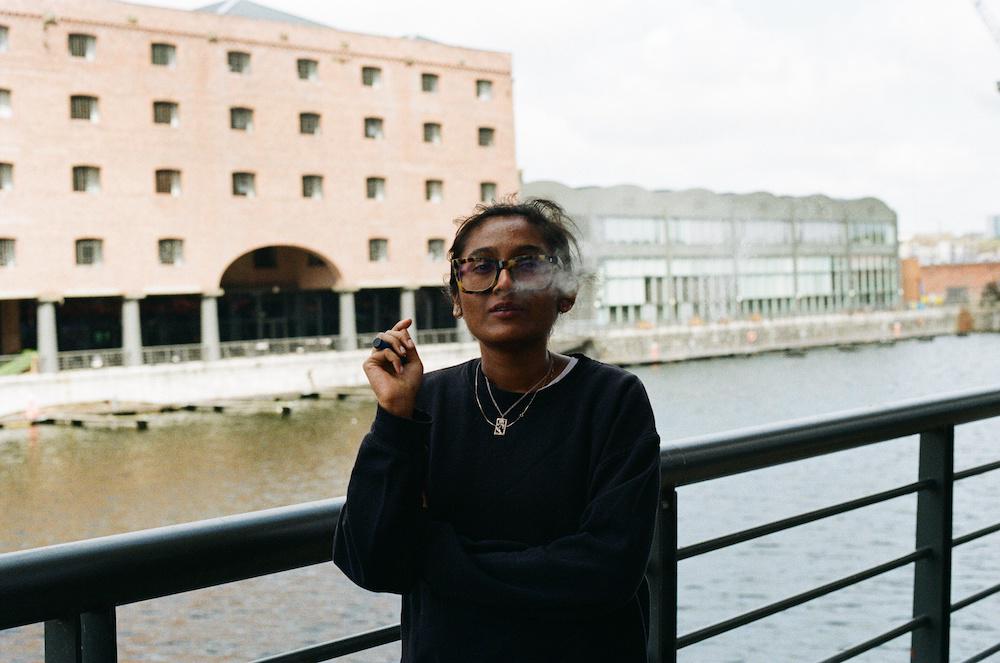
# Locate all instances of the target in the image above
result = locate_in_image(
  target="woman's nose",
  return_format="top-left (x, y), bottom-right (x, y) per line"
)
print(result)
top-left (493, 266), bottom-right (514, 292)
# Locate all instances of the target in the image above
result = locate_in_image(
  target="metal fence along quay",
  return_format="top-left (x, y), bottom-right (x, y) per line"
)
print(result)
top-left (1, 386), bottom-right (999, 662)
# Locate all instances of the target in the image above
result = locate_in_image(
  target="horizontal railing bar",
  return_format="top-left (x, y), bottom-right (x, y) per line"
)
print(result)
top-left (249, 624), bottom-right (400, 663)
top-left (676, 548), bottom-right (929, 649)
top-left (950, 581), bottom-right (1000, 613)
top-left (0, 499), bottom-right (342, 631)
top-left (961, 640), bottom-right (1000, 663)
top-left (678, 480), bottom-right (930, 560)
top-left (954, 458), bottom-right (1000, 481)
top-left (814, 616), bottom-right (928, 663)
top-left (661, 385), bottom-right (1000, 486)
top-left (952, 521), bottom-right (1000, 548)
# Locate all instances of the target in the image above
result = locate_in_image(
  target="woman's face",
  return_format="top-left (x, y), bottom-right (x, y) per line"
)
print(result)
top-left (453, 215), bottom-right (573, 348)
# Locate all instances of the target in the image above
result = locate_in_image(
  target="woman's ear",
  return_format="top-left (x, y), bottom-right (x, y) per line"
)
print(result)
top-left (452, 302), bottom-right (463, 319)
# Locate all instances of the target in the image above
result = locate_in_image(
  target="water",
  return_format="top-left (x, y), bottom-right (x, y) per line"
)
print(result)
top-left (2, 334), bottom-right (999, 662)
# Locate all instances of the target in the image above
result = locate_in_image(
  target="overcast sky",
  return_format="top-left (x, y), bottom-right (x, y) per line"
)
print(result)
top-left (127, 0), bottom-right (1000, 238)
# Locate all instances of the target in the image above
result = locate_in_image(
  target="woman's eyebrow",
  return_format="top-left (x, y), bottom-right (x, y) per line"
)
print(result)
top-left (466, 244), bottom-right (546, 258)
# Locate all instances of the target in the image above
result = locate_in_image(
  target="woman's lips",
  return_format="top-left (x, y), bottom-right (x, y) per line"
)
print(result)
top-left (488, 302), bottom-right (523, 318)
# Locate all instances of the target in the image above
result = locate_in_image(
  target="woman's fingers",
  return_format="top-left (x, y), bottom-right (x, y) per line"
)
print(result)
top-left (374, 330), bottom-right (409, 358)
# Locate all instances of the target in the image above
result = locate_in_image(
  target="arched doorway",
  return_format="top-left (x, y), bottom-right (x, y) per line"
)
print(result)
top-left (218, 246), bottom-right (340, 341)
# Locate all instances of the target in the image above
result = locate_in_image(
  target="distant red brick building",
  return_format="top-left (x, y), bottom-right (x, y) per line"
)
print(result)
top-left (902, 259), bottom-right (1000, 305)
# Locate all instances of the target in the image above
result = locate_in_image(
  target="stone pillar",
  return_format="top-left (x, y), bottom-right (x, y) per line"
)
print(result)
top-left (37, 298), bottom-right (59, 373)
top-left (200, 291), bottom-right (222, 361)
top-left (337, 289), bottom-right (358, 351)
top-left (122, 295), bottom-right (143, 367)
top-left (401, 287), bottom-right (417, 337)
top-left (457, 317), bottom-right (475, 343)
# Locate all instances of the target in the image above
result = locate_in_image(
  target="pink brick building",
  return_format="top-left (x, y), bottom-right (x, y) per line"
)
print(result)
top-left (0, 0), bottom-right (517, 370)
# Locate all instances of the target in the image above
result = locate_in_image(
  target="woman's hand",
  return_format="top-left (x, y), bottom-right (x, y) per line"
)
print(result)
top-left (363, 318), bottom-right (424, 419)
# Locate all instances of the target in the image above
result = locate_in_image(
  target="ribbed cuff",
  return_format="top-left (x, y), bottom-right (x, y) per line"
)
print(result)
top-left (369, 405), bottom-right (432, 451)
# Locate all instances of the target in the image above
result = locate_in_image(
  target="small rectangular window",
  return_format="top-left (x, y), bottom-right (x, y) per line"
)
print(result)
top-left (72, 166), bottom-right (100, 193)
top-left (70, 95), bottom-right (99, 121)
top-left (480, 181), bottom-right (497, 203)
top-left (158, 238), bottom-right (183, 265)
top-left (302, 174), bottom-right (323, 199)
top-left (0, 238), bottom-right (14, 267)
top-left (427, 238), bottom-right (445, 262)
top-left (253, 247), bottom-right (277, 269)
top-left (364, 117), bottom-right (383, 139)
top-left (227, 51), bottom-right (250, 73)
top-left (369, 238), bottom-right (388, 262)
top-left (76, 239), bottom-right (103, 265)
top-left (476, 79), bottom-right (493, 100)
top-left (300, 112), bottom-right (321, 135)
top-left (155, 169), bottom-right (181, 195)
top-left (0, 163), bottom-right (11, 191)
top-left (366, 177), bottom-right (385, 201)
top-left (232, 172), bottom-right (256, 197)
top-left (68, 34), bottom-right (96, 59)
top-left (230, 107), bottom-right (253, 131)
top-left (151, 43), bottom-right (176, 66)
top-left (421, 73), bottom-right (438, 93)
top-left (0, 89), bottom-right (10, 118)
top-left (153, 101), bottom-right (179, 126)
top-left (0, 25), bottom-right (8, 53)
top-left (425, 179), bottom-right (443, 203)
top-left (362, 66), bottom-right (381, 87)
top-left (423, 122), bottom-right (441, 144)
top-left (297, 58), bottom-right (318, 80)
top-left (478, 127), bottom-right (495, 147)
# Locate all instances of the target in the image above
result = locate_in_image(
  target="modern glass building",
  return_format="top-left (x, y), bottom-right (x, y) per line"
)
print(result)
top-left (522, 181), bottom-right (901, 324)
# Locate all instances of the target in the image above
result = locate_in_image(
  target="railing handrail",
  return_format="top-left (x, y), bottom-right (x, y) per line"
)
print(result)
top-left (2, 383), bottom-right (999, 658)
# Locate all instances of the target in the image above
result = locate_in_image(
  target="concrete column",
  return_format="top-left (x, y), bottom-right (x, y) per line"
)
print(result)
top-left (200, 291), bottom-right (221, 361)
top-left (401, 287), bottom-right (417, 337)
top-left (122, 296), bottom-right (143, 367)
top-left (337, 289), bottom-right (358, 351)
top-left (37, 299), bottom-right (59, 373)
top-left (457, 318), bottom-right (475, 343)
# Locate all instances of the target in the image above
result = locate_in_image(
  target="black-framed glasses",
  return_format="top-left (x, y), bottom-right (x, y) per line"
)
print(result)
top-left (451, 254), bottom-right (561, 294)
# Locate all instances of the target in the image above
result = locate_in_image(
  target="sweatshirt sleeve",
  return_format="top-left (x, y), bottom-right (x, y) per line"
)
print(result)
top-left (333, 405), bottom-right (431, 594)
top-left (419, 378), bottom-right (660, 617)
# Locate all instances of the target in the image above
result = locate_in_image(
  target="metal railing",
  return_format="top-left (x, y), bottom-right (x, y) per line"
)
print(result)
top-left (56, 348), bottom-right (124, 371)
top-left (141, 343), bottom-right (203, 365)
top-left (219, 335), bottom-right (346, 358)
top-left (1, 386), bottom-right (999, 662)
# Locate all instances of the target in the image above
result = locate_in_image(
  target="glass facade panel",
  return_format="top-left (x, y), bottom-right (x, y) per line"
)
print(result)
top-left (798, 220), bottom-right (845, 244)
top-left (602, 217), bottom-right (665, 243)
top-left (668, 219), bottom-right (731, 245)
top-left (739, 219), bottom-right (793, 245)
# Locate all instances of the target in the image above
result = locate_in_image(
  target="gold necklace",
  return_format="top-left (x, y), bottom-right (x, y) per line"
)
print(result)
top-left (474, 354), bottom-right (554, 436)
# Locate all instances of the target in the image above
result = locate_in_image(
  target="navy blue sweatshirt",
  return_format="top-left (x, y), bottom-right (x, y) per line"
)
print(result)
top-left (333, 354), bottom-right (661, 662)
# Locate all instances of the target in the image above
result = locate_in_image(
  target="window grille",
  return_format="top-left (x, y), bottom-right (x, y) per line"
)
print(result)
top-left (427, 238), bottom-right (445, 261)
top-left (0, 89), bottom-right (10, 118)
top-left (68, 34), bottom-right (95, 59)
top-left (0, 25), bottom-right (8, 53)
top-left (0, 238), bottom-right (13, 267)
top-left (70, 95), bottom-right (98, 121)
top-left (480, 181), bottom-right (497, 202)
top-left (153, 101), bottom-right (178, 126)
top-left (364, 117), bottom-right (383, 139)
top-left (227, 51), bottom-right (250, 73)
top-left (421, 73), bottom-right (438, 92)
top-left (425, 180), bottom-right (443, 203)
top-left (158, 239), bottom-right (183, 265)
top-left (362, 66), bottom-right (381, 87)
top-left (232, 172), bottom-right (255, 197)
top-left (297, 58), bottom-right (318, 80)
top-left (72, 166), bottom-right (100, 193)
top-left (478, 127), bottom-right (495, 147)
top-left (369, 238), bottom-right (388, 262)
top-left (423, 122), bottom-right (441, 144)
top-left (151, 43), bottom-right (176, 66)
top-left (476, 79), bottom-right (493, 100)
top-left (230, 107), bottom-right (253, 131)
top-left (75, 239), bottom-right (103, 265)
top-left (155, 169), bottom-right (180, 195)
top-left (366, 177), bottom-right (385, 201)
top-left (0, 163), bottom-right (11, 191)
top-left (302, 175), bottom-right (323, 199)
top-left (300, 112), bottom-right (321, 135)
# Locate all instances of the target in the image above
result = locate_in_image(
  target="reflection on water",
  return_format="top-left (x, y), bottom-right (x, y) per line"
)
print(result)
top-left (2, 334), bottom-right (999, 662)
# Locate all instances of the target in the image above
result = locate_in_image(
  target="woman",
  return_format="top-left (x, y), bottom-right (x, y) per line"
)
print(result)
top-left (333, 199), bottom-right (660, 662)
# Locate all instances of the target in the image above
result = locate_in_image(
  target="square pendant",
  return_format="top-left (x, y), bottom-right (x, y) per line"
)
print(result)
top-left (493, 417), bottom-right (508, 436)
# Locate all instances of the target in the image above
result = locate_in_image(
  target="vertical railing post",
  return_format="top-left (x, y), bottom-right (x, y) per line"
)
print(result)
top-left (45, 609), bottom-right (117, 663)
top-left (647, 484), bottom-right (678, 663)
top-left (911, 426), bottom-right (954, 663)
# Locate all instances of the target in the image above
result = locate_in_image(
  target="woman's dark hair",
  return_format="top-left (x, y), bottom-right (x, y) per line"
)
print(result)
top-left (446, 197), bottom-right (582, 298)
